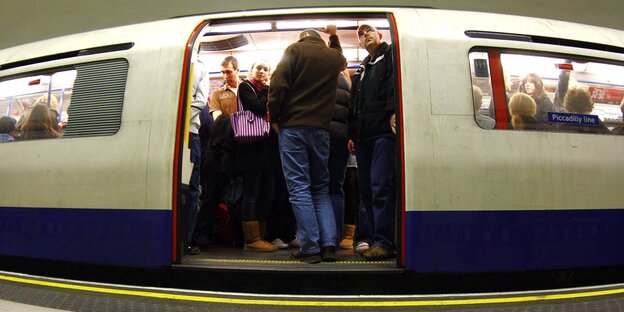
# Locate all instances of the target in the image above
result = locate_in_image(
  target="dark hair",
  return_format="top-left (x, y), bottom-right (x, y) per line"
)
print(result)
top-left (221, 56), bottom-right (239, 70)
top-left (519, 73), bottom-right (547, 101)
top-left (0, 116), bottom-right (16, 133)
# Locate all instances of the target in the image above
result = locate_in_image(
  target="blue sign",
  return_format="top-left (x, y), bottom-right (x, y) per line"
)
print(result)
top-left (548, 112), bottom-right (600, 126)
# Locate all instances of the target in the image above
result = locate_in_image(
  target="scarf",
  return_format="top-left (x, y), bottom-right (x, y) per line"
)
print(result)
top-left (247, 77), bottom-right (265, 91)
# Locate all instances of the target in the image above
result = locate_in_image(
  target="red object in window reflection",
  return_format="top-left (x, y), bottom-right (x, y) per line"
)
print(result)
top-left (557, 63), bottom-right (574, 70)
top-left (588, 86), bottom-right (624, 104)
top-left (28, 79), bottom-right (41, 86)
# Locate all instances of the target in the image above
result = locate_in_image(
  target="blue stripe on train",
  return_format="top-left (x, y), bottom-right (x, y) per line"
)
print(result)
top-left (405, 209), bottom-right (624, 273)
top-left (0, 207), bottom-right (171, 267)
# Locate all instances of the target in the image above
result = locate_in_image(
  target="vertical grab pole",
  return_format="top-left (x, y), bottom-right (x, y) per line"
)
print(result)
top-left (488, 48), bottom-right (509, 129)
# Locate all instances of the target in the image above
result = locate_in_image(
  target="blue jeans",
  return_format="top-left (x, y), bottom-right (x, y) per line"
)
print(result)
top-left (188, 133), bottom-right (201, 243)
top-left (329, 140), bottom-right (349, 244)
top-left (355, 137), bottom-right (396, 250)
top-left (279, 126), bottom-right (336, 254)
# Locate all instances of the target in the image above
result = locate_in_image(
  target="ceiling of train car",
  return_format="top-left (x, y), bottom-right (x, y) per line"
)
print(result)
top-left (198, 18), bottom-right (390, 72)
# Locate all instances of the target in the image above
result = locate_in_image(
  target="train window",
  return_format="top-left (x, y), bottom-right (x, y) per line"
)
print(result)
top-left (469, 52), bottom-right (496, 129)
top-left (470, 49), bottom-right (624, 134)
top-left (199, 18), bottom-right (390, 83)
top-left (0, 58), bottom-right (128, 141)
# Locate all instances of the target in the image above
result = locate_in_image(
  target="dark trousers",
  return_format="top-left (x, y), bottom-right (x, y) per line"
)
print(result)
top-left (343, 167), bottom-right (358, 225)
top-left (241, 169), bottom-right (274, 221)
top-left (192, 169), bottom-right (226, 246)
top-left (355, 137), bottom-right (396, 250)
top-left (187, 134), bottom-right (201, 243)
top-left (328, 140), bottom-right (349, 243)
top-left (266, 170), bottom-right (296, 242)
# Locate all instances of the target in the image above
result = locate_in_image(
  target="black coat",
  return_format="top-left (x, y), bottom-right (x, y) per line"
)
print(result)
top-left (511, 115), bottom-right (553, 131)
top-left (349, 42), bottom-right (395, 141)
top-left (534, 95), bottom-right (555, 122)
top-left (201, 114), bottom-right (236, 181)
top-left (330, 73), bottom-right (350, 142)
top-left (236, 80), bottom-right (272, 172)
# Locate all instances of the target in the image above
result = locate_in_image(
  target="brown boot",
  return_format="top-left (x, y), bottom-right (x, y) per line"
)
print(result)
top-left (339, 224), bottom-right (355, 250)
top-left (242, 221), bottom-right (276, 252)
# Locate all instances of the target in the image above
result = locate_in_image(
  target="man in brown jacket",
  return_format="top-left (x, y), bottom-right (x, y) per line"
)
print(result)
top-left (268, 28), bottom-right (346, 263)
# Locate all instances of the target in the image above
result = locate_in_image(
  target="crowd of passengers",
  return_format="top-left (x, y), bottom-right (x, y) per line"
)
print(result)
top-left (0, 94), bottom-right (63, 142)
top-left (186, 24), bottom-right (397, 263)
top-left (473, 65), bottom-right (624, 134)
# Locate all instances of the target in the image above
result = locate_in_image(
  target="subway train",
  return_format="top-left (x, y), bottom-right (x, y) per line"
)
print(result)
top-left (0, 6), bottom-right (623, 292)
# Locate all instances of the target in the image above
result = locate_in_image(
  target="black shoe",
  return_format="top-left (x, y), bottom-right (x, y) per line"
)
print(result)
top-left (321, 246), bottom-right (337, 262)
top-left (290, 250), bottom-right (322, 264)
top-left (188, 245), bottom-right (200, 255)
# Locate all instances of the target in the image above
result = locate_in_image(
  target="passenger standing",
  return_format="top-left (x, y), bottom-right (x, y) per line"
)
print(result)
top-left (192, 56), bottom-right (241, 249)
top-left (19, 104), bottom-right (61, 140)
top-left (508, 93), bottom-right (553, 131)
top-left (553, 61), bottom-right (572, 113)
top-left (558, 87), bottom-right (610, 134)
top-left (347, 24), bottom-right (397, 261)
top-left (268, 28), bottom-right (346, 263)
top-left (187, 55), bottom-right (209, 255)
top-left (319, 26), bottom-right (352, 246)
top-left (0, 116), bottom-right (16, 142)
top-left (209, 56), bottom-right (241, 121)
top-left (518, 73), bottom-right (554, 122)
top-left (473, 85), bottom-right (495, 129)
top-left (237, 60), bottom-right (277, 252)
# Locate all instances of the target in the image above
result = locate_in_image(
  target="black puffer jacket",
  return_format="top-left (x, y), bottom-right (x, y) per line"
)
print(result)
top-left (348, 42), bottom-right (395, 141)
top-left (330, 73), bottom-right (350, 142)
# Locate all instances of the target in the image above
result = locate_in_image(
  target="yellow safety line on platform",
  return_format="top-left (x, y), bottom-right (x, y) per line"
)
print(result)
top-left (1, 273), bottom-right (624, 307)
top-left (189, 258), bottom-right (393, 265)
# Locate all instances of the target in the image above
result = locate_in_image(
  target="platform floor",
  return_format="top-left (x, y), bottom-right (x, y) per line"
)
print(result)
top-left (3, 269), bottom-right (624, 312)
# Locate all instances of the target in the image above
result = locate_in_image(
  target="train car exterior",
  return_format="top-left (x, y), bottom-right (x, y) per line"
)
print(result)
top-left (0, 7), bottom-right (623, 276)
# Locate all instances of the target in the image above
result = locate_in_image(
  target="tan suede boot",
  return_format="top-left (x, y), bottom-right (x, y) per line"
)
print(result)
top-left (339, 224), bottom-right (356, 250)
top-left (242, 221), bottom-right (276, 252)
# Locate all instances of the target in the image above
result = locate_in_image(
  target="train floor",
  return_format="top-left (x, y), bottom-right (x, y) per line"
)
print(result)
top-left (2, 269), bottom-right (624, 311)
top-left (179, 244), bottom-right (398, 271)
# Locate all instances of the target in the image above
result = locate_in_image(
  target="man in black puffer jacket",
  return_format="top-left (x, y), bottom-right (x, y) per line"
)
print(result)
top-left (348, 24), bottom-right (396, 261)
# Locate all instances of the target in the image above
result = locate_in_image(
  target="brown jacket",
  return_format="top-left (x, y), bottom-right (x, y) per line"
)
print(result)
top-left (268, 35), bottom-right (346, 130)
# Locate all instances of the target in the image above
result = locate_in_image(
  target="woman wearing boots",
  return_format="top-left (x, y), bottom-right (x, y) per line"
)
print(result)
top-left (237, 60), bottom-right (276, 252)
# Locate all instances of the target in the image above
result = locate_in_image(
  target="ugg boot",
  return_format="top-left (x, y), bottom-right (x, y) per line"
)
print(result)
top-left (339, 224), bottom-right (356, 250)
top-left (242, 221), bottom-right (277, 252)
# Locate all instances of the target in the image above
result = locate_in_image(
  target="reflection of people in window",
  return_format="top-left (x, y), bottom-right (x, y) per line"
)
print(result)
top-left (0, 116), bottom-right (16, 142)
top-left (508, 93), bottom-right (552, 131)
top-left (553, 61), bottom-right (572, 113)
top-left (18, 104), bottom-right (61, 140)
top-left (518, 73), bottom-right (554, 122)
top-left (473, 86), bottom-right (495, 129)
top-left (612, 99), bottom-right (624, 135)
top-left (557, 87), bottom-right (610, 134)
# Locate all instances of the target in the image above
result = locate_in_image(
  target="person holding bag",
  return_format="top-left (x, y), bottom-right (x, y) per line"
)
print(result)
top-left (234, 60), bottom-right (276, 252)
